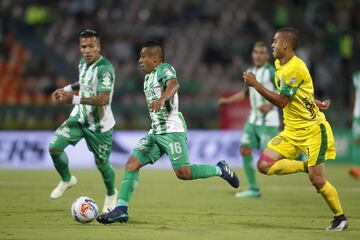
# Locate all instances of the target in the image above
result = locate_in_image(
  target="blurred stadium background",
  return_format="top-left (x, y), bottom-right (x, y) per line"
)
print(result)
top-left (1, 0), bottom-right (359, 166)
top-left (1, 0), bottom-right (359, 128)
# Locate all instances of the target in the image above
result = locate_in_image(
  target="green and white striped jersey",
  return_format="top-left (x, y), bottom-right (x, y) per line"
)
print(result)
top-left (353, 71), bottom-right (360, 118)
top-left (69, 55), bottom-right (115, 132)
top-left (143, 63), bottom-right (187, 134)
top-left (247, 63), bottom-right (279, 127)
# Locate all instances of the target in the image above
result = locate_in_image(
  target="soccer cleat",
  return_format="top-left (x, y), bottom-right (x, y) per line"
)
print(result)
top-left (50, 176), bottom-right (77, 199)
top-left (349, 167), bottom-right (360, 179)
top-left (326, 215), bottom-right (348, 231)
top-left (96, 206), bottom-right (129, 224)
top-left (102, 189), bottom-right (118, 213)
top-left (235, 189), bottom-right (261, 198)
top-left (216, 160), bottom-right (240, 188)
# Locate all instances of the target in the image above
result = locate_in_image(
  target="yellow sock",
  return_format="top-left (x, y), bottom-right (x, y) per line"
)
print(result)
top-left (319, 181), bottom-right (344, 216)
top-left (267, 159), bottom-right (306, 175)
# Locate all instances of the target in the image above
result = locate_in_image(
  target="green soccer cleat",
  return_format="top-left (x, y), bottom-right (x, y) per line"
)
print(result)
top-left (216, 160), bottom-right (240, 188)
top-left (235, 189), bottom-right (261, 198)
top-left (96, 206), bottom-right (129, 224)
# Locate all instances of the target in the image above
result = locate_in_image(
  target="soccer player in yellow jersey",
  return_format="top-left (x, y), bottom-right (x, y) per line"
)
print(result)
top-left (243, 27), bottom-right (348, 231)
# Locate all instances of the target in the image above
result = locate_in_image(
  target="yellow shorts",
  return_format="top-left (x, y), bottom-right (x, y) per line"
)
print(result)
top-left (267, 121), bottom-right (336, 167)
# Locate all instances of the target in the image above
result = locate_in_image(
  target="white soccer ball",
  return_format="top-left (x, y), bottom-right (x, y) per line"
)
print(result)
top-left (71, 196), bottom-right (98, 223)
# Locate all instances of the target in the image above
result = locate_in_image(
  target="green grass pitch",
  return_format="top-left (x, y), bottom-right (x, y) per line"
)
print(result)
top-left (0, 165), bottom-right (359, 240)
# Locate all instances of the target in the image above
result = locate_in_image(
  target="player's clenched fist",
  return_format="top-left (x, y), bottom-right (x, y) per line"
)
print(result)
top-left (58, 91), bottom-right (74, 104)
top-left (243, 72), bottom-right (258, 87)
top-left (149, 98), bottom-right (165, 112)
top-left (51, 88), bottom-right (63, 103)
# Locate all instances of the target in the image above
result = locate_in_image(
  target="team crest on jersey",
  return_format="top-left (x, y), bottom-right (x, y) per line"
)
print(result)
top-left (271, 135), bottom-right (288, 145)
top-left (289, 78), bottom-right (297, 84)
top-left (271, 137), bottom-right (281, 146)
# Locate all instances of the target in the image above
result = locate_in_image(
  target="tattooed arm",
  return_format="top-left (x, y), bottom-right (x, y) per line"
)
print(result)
top-left (58, 91), bottom-right (110, 106)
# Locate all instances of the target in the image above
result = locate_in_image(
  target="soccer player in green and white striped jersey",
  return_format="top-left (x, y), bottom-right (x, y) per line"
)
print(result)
top-left (350, 70), bottom-right (360, 179)
top-left (96, 40), bottom-right (239, 224)
top-left (219, 42), bottom-right (279, 198)
top-left (49, 30), bottom-right (117, 213)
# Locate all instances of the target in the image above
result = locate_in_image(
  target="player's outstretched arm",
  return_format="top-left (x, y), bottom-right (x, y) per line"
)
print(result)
top-left (314, 99), bottom-right (331, 110)
top-left (150, 79), bottom-right (179, 112)
top-left (58, 91), bottom-right (110, 106)
top-left (243, 72), bottom-right (290, 108)
top-left (218, 90), bottom-right (247, 106)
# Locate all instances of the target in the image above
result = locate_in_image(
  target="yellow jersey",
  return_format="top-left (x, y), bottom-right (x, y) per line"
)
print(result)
top-left (274, 55), bottom-right (325, 130)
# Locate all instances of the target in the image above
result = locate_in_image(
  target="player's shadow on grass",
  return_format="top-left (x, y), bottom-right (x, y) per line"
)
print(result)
top-left (239, 220), bottom-right (321, 231)
top-left (92, 220), bottom-right (151, 227)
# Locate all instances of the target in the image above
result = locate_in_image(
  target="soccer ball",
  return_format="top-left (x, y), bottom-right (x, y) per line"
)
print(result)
top-left (71, 196), bottom-right (98, 223)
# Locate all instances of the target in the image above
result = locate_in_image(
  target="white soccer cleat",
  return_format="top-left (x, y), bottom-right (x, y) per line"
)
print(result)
top-left (326, 215), bottom-right (348, 231)
top-left (50, 176), bottom-right (77, 199)
top-left (102, 189), bottom-right (118, 213)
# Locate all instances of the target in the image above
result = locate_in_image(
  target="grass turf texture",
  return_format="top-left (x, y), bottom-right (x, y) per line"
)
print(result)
top-left (0, 165), bottom-right (359, 240)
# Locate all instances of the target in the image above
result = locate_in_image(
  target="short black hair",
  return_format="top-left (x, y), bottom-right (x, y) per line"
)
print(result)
top-left (79, 29), bottom-right (100, 42)
top-left (253, 41), bottom-right (268, 50)
top-left (142, 40), bottom-right (165, 62)
top-left (276, 27), bottom-right (299, 50)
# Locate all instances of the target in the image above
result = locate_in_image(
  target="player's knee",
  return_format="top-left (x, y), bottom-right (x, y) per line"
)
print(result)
top-left (257, 161), bottom-right (270, 174)
top-left (240, 147), bottom-right (252, 156)
top-left (257, 153), bottom-right (274, 175)
top-left (48, 147), bottom-right (62, 156)
top-left (125, 156), bottom-right (142, 171)
top-left (175, 166), bottom-right (192, 180)
top-left (309, 174), bottom-right (326, 190)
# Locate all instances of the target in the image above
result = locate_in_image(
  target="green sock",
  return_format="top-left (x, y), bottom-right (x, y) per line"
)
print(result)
top-left (242, 155), bottom-right (258, 190)
top-left (97, 162), bottom-right (116, 196)
top-left (117, 170), bottom-right (139, 206)
top-left (50, 151), bottom-right (71, 182)
top-left (190, 164), bottom-right (221, 179)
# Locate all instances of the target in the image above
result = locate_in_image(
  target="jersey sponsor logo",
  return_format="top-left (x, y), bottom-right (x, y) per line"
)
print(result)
top-left (103, 72), bottom-right (112, 87)
top-left (301, 97), bottom-right (316, 119)
top-left (172, 156), bottom-right (182, 161)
